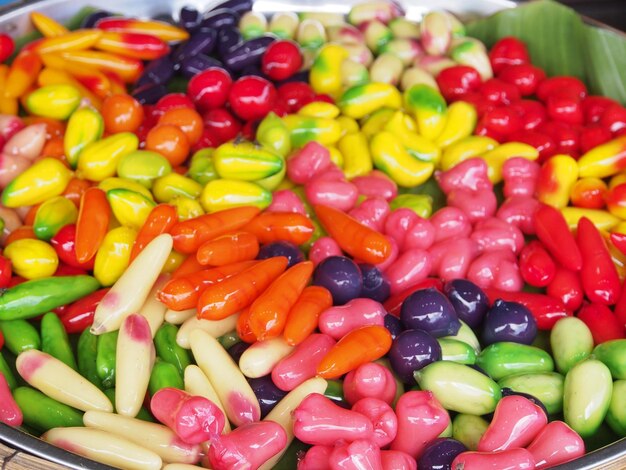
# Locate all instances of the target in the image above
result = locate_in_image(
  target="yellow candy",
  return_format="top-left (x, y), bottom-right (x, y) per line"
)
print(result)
top-left (370, 131), bottom-right (434, 187)
top-left (482, 143), bottom-right (539, 183)
top-left (170, 196), bottom-right (205, 221)
top-left (26, 84), bottom-right (82, 120)
top-left (536, 155), bottom-right (578, 209)
top-left (5, 238), bottom-right (59, 279)
top-left (116, 150), bottom-right (172, 188)
top-left (361, 108), bottom-right (416, 139)
top-left (77, 132), bottom-right (139, 182)
top-left (298, 102), bottom-right (341, 119)
top-left (337, 116), bottom-right (360, 136)
top-left (403, 84), bottom-right (447, 140)
top-left (284, 114), bottom-right (342, 147)
top-left (152, 173), bottom-right (202, 203)
top-left (107, 188), bottom-right (156, 230)
top-left (338, 132), bottom-right (372, 179)
top-left (327, 147), bottom-right (344, 169)
top-left (33, 195), bottom-right (78, 241)
top-left (612, 221), bottom-right (626, 235)
top-left (200, 179), bottom-right (271, 213)
top-left (561, 207), bottom-right (620, 231)
top-left (435, 101), bottom-right (477, 148)
top-left (339, 83), bottom-right (402, 119)
top-left (98, 177), bottom-right (154, 201)
top-left (256, 162), bottom-right (286, 192)
top-left (309, 44), bottom-right (349, 98)
top-left (440, 136), bottom-right (498, 171)
top-left (161, 250), bottom-right (185, 274)
top-left (577, 136), bottom-right (626, 179)
top-left (213, 142), bottom-right (284, 181)
top-left (384, 111), bottom-right (440, 164)
top-left (64, 107), bottom-right (104, 168)
top-left (2, 158), bottom-right (72, 208)
top-left (94, 226), bottom-right (136, 286)
top-left (609, 173), bottom-right (626, 190)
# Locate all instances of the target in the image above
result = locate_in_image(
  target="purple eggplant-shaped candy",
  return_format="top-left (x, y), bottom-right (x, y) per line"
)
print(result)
top-left (223, 35), bottom-right (275, 72)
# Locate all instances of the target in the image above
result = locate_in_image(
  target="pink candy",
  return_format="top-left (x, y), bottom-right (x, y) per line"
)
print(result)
top-left (527, 421), bottom-right (585, 469)
top-left (384, 248), bottom-right (431, 295)
top-left (502, 157), bottom-right (540, 198)
top-left (380, 450), bottom-right (417, 470)
top-left (447, 188), bottom-right (498, 224)
top-left (310, 237), bottom-right (343, 266)
top-left (351, 398), bottom-right (398, 448)
top-left (430, 207), bottom-right (472, 243)
top-left (451, 448), bottom-right (536, 470)
top-left (348, 197), bottom-right (390, 232)
top-left (436, 158), bottom-right (492, 193)
top-left (267, 189), bottom-right (307, 214)
top-left (329, 439), bottom-right (383, 470)
top-left (0, 115), bottom-right (25, 141)
top-left (319, 298), bottom-right (386, 340)
top-left (496, 196), bottom-right (540, 235)
top-left (298, 445), bottom-right (333, 470)
top-left (343, 362), bottom-right (397, 406)
top-left (384, 209), bottom-right (434, 252)
top-left (0, 374), bottom-right (22, 426)
top-left (305, 178), bottom-right (359, 212)
top-left (287, 141), bottom-right (332, 184)
top-left (467, 249), bottom-right (523, 291)
top-left (352, 171), bottom-right (398, 201)
top-left (471, 217), bottom-right (525, 254)
top-left (3, 124), bottom-right (47, 160)
top-left (428, 238), bottom-right (479, 281)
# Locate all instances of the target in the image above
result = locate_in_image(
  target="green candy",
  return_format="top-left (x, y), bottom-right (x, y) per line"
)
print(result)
top-left (606, 380), bottom-right (626, 437)
top-left (550, 317), bottom-right (593, 374)
top-left (13, 387), bottom-right (83, 432)
top-left (498, 372), bottom-right (564, 415)
top-left (218, 331), bottom-right (241, 350)
top-left (442, 320), bottom-right (481, 354)
top-left (593, 339), bottom-right (626, 380)
top-left (438, 338), bottom-right (476, 365)
top-left (414, 361), bottom-right (501, 415)
top-left (154, 323), bottom-right (191, 376)
top-left (452, 414), bottom-right (489, 451)
top-left (33, 196), bottom-right (78, 241)
top-left (96, 330), bottom-right (118, 389)
top-left (0, 351), bottom-right (18, 389)
top-left (77, 328), bottom-right (103, 389)
top-left (257, 112), bottom-right (291, 158)
top-left (324, 379), bottom-right (345, 404)
top-left (116, 150), bottom-right (172, 188)
top-left (149, 359), bottom-right (184, 396)
top-left (563, 359), bottom-right (613, 438)
top-left (476, 342), bottom-right (554, 381)
top-left (188, 149), bottom-right (218, 185)
top-left (0, 319), bottom-right (40, 355)
top-left (389, 194), bottom-right (433, 218)
top-left (26, 85), bottom-right (81, 120)
top-left (41, 312), bottom-right (77, 370)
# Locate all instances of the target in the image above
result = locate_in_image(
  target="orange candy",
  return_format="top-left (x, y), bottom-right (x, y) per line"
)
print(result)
top-left (158, 108), bottom-right (203, 146)
top-left (145, 124), bottom-right (190, 166)
top-left (101, 94), bottom-right (144, 133)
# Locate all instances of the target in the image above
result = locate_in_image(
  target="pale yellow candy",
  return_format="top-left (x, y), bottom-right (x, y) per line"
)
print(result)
top-left (99, 177), bottom-right (154, 200)
top-left (482, 142), bottom-right (539, 183)
top-left (139, 274), bottom-right (169, 338)
top-left (184, 365), bottom-right (231, 433)
top-left (164, 308), bottom-right (195, 325)
top-left (239, 338), bottom-right (294, 379)
top-left (440, 136), bottom-right (499, 170)
top-left (176, 314), bottom-right (239, 349)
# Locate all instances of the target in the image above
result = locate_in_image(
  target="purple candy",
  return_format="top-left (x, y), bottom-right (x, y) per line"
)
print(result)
top-left (418, 438), bottom-right (467, 470)
top-left (247, 375), bottom-right (287, 418)
top-left (313, 256), bottom-right (363, 306)
top-left (257, 241), bottom-right (304, 268)
top-left (481, 299), bottom-right (537, 346)
top-left (388, 329), bottom-right (441, 383)
top-left (359, 263), bottom-right (391, 303)
top-left (444, 279), bottom-right (489, 329)
top-left (400, 288), bottom-right (461, 337)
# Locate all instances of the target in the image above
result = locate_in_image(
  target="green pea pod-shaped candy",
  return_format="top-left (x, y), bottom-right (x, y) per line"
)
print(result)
top-left (439, 419), bottom-right (453, 438)
top-left (0, 352), bottom-right (17, 390)
top-left (148, 359), bottom-right (184, 396)
top-left (438, 338), bottom-right (476, 365)
top-left (2, 158), bottom-right (73, 208)
top-left (498, 372), bottom-right (564, 415)
top-left (64, 107), bottom-right (104, 168)
top-left (606, 380), bottom-right (626, 437)
top-left (200, 179), bottom-right (271, 213)
top-left (218, 331), bottom-right (241, 350)
top-left (564, 359), bottom-right (613, 438)
top-left (476, 342), bottom-right (554, 381)
top-left (188, 149), bottom-right (218, 185)
top-left (41, 312), bottom-right (77, 370)
top-left (213, 142), bottom-right (284, 181)
top-left (107, 188), bottom-right (156, 230)
top-left (33, 196), bottom-right (78, 241)
top-left (77, 328), bottom-right (103, 390)
top-left (96, 330), bottom-right (118, 389)
top-left (390, 194), bottom-right (433, 218)
top-left (452, 414), bottom-right (489, 451)
top-left (152, 173), bottom-right (203, 203)
top-left (154, 323), bottom-right (191, 376)
top-left (0, 319), bottom-right (41, 355)
top-left (550, 317), bottom-right (593, 374)
top-left (414, 361), bottom-right (501, 415)
top-left (257, 112), bottom-right (291, 158)
top-left (593, 339), bottom-right (626, 380)
top-left (26, 84), bottom-right (82, 120)
top-left (403, 84), bottom-right (447, 141)
top-left (116, 150), bottom-right (172, 188)
top-left (13, 386), bottom-right (83, 432)
top-left (103, 388), bottom-right (154, 422)
top-left (0, 275), bottom-right (100, 321)
top-left (441, 320), bottom-right (481, 354)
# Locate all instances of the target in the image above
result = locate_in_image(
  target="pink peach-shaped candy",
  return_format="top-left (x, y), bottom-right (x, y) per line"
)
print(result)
top-left (267, 189), bottom-right (307, 214)
top-left (384, 248), bottom-right (431, 295)
top-left (150, 388), bottom-right (225, 444)
top-left (352, 171), bottom-right (398, 201)
top-left (0, 115), bottom-right (25, 140)
top-left (0, 374), bottom-right (22, 426)
top-left (471, 217), bottom-right (525, 254)
top-left (428, 238), bottom-right (479, 281)
top-left (287, 141), bottom-right (332, 184)
top-left (451, 448), bottom-right (536, 470)
top-left (390, 391), bottom-right (450, 459)
top-left (467, 250), bottom-right (523, 292)
top-left (319, 298), bottom-right (386, 340)
top-left (208, 421), bottom-right (287, 470)
top-left (272, 333), bottom-right (336, 391)
top-left (349, 197), bottom-right (390, 232)
top-left (526, 421), bottom-right (585, 469)
top-left (430, 207), bottom-right (471, 243)
top-left (384, 208), bottom-right (419, 251)
top-left (310, 163), bottom-right (346, 183)
top-left (306, 179), bottom-right (359, 212)
top-left (374, 237), bottom-right (398, 272)
top-left (496, 196), bottom-right (540, 235)
top-left (380, 450), bottom-right (417, 470)
top-left (293, 393), bottom-right (374, 446)
top-left (344, 362), bottom-right (397, 406)
top-left (478, 395), bottom-right (547, 452)
top-left (351, 398), bottom-right (398, 448)
top-left (447, 189), bottom-right (498, 224)
top-left (502, 157), bottom-right (540, 198)
top-left (404, 217), bottom-right (435, 251)
top-left (310, 237), bottom-right (343, 266)
top-left (436, 158), bottom-right (492, 193)
top-left (3, 124), bottom-right (46, 160)
top-left (298, 445), bottom-right (333, 470)
top-left (0, 154), bottom-right (30, 188)
top-left (329, 439), bottom-right (383, 470)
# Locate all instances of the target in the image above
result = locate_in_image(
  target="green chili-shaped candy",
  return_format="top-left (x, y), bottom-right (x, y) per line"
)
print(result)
top-left (96, 330), bottom-right (118, 389)
top-left (41, 312), bottom-right (77, 370)
top-left (0, 351), bottom-right (17, 390)
top-left (0, 319), bottom-right (40, 355)
top-left (13, 386), bottom-right (83, 432)
top-left (154, 323), bottom-right (191, 376)
top-left (148, 359), bottom-right (184, 396)
top-left (77, 328), bottom-right (103, 390)
top-left (476, 342), bottom-right (554, 381)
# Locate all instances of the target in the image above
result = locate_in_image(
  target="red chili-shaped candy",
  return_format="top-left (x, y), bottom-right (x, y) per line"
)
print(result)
top-left (577, 303), bottom-right (625, 344)
top-left (518, 240), bottom-right (556, 287)
top-left (59, 288), bottom-right (110, 334)
top-left (533, 204), bottom-right (582, 272)
top-left (546, 267), bottom-right (584, 312)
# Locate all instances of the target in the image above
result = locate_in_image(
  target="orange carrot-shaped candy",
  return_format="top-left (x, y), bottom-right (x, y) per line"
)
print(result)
top-left (130, 204), bottom-right (177, 262)
top-left (172, 255), bottom-right (204, 278)
top-left (244, 212), bottom-right (314, 245)
top-left (197, 257), bottom-right (288, 321)
top-left (314, 204), bottom-right (392, 264)
top-left (196, 232), bottom-right (259, 266)
top-left (5, 51), bottom-right (42, 98)
top-left (158, 260), bottom-right (257, 311)
top-left (171, 206), bottom-right (260, 254)
top-left (236, 307), bottom-right (258, 344)
top-left (283, 286), bottom-right (333, 346)
top-left (75, 188), bottom-right (110, 264)
top-left (316, 326), bottom-right (393, 379)
top-left (248, 261), bottom-right (314, 340)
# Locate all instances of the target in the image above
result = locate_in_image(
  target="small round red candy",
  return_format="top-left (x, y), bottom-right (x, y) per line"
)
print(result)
top-left (312, 94), bottom-right (335, 104)
top-left (277, 82), bottom-right (315, 113)
top-left (536, 76), bottom-right (587, 102)
top-left (510, 100), bottom-right (547, 131)
top-left (228, 76), bottom-right (277, 121)
top-left (540, 121), bottom-right (580, 157)
top-left (508, 130), bottom-right (556, 162)
top-left (436, 65), bottom-right (482, 101)
top-left (192, 128), bottom-right (222, 151)
top-left (479, 78), bottom-right (521, 106)
top-left (457, 92), bottom-right (496, 117)
top-left (187, 67), bottom-right (233, 111)
top-left (497, 63), bottom-right (546, 96)
top-left (155, 93), bottom-right (195, 114)
top-left (579, 125), bottom-right (612, 154)
top-left (261, 40), bottom-right (303, 81)
top-left (202, 108), bottom-right (242, 143)
top-left (582, 95), bottom-right (619, 125)
top-left (0, 34), bottom-right (14, 63)
top-left (488, 37), bottom-right (530, 75)
top-left (600, 103), bottom-right (626, 135)
top-left (546, 94), bottom-right (584, 126)
top-left (480, 107), bottom-right (523, 136)
top-left (570, 177), bottom-right (607, 209)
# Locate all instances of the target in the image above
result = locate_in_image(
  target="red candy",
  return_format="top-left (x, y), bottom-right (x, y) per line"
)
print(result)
top-left (228, 76), bottom-right (277, 121)
top-left (488, 37), bottom-right (530, 75)
top-left (187, 67), bottom-right (232, 111)
top-left (261, 40), bottom-right (303, 81)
